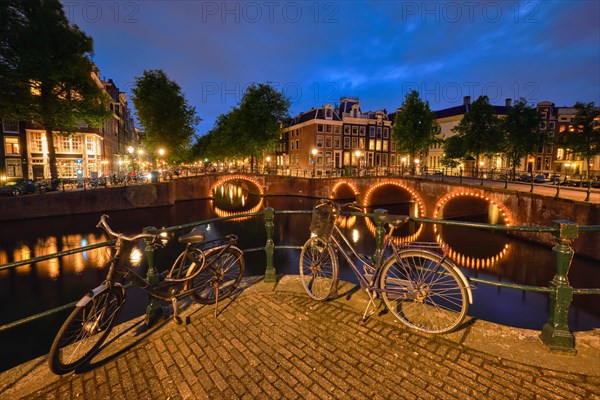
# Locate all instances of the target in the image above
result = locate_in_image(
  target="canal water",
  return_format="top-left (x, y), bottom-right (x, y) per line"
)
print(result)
top-left (0, 180), bottom-right (598, 372)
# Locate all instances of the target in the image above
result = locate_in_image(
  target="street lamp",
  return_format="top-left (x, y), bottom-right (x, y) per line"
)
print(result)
top-left (311, 148), bottom-right (317, 177)
top-left (265, 156), bottom-right (271, 174)
top-left (414, 158), bottom-right (420, 175)
top-left (158, 148), bottom-right (166, 171)
top-left (355, 150), bottom-right (362, 176)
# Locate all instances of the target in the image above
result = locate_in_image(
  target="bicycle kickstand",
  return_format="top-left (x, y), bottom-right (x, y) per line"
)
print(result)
top-left (171, 297), bottom-right (184, 325)
top-left (213, 282), bottom-right (219, 318)
top-left (361, 288), bottom-right (378, 321)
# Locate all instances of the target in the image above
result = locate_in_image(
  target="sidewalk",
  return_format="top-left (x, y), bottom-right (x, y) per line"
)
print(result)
top-left (1, 276), bottom-right (599, 399)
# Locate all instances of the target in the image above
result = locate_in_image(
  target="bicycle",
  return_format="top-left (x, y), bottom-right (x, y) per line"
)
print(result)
top-left (299, 200), bottom-right (473, 334)
top-left (48, 214), bottom-right (245, 375)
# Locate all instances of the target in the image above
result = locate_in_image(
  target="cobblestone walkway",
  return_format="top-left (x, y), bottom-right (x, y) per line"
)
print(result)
top-left (1, 277), bottom-right (599, 399)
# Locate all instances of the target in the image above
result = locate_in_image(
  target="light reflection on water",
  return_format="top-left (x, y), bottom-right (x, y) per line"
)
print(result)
top-left (0, 181), bottom-right (598, 373)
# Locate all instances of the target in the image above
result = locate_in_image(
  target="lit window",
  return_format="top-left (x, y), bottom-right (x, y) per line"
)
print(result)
top-left (4, 137), bottom-right (19, 155)
top-left (5, 159), bottom-right (22, 177)
top-left (317, 135), bottom-right (324, 148)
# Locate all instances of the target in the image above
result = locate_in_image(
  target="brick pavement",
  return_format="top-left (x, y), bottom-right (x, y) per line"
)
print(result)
top-left (1, 276), bottom-right (599, 399)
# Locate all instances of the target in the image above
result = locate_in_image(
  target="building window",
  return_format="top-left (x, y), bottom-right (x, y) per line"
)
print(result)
top-left (370, 126), bottom-right (375, 137)
top-left (325, 136), bottom-right (332, 148)
top-left (359, 138), bottom-right (365, 149)
top-left (317, 151), bottom-right (323, 166)
top-left (325, 151), bottom-right (332, 166)
top-left (377, 127), bottom-right (382, 138)
top-left (343, 137), bottom-right (350, 149)
top-left (352, 126), bottom-right (358, 136)
top-left (383, 127), bottom-right (389, 138)
top-left (382, 154), bottom-right (388, 167)
top-left (316, 135), bottom-right (324, 148)
top-left (359, 126), bottom-right (366, 136)
top-left (391, 154), bottom-right (396, 166)
top-left (548, 121), bottom-right (555, 129)
top-left (334, 137), bottom-right (341, 149)
top-left (556, 148), bottom-right (564, 160)
top-left (4, 137), bottom-right (20, 155)
top-left (30, 132), bottom-right (43, 152)
top-left (376, 140), bottom-right (382, 151)
top-left (334, 126), bottom-right (341, 134)
top-left (382, 140), bottom-right (388, 151)
top-left (326, 108), bottom-right (332, 119)
top-left (544, 157), bottom-right (551, 170)
top-left (352, 137), bottom-right (358, 149)
top-left (2, 121), bottom-right (19, 133)
top-left (317, 124), bottom-right (324, 133)
top-left (5, 159), bottom-right (23, 178)
top-left (344, 126), bottom-right (351, 134)
top-left (295, 139), bottom-right (299, 150)
top-left (368, 140), bottom-right (375, 151)
top-left (540, 121), bottom-right (546, 130)
top-left (391, 141), bottom-right (396, 151)
top-left (375, 153), bottom-right (381, 166)
top-left (326, 124), bottom-right (332, 133)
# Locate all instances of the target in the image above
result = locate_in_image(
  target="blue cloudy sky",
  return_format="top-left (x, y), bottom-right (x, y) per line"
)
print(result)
top-left (63, 0), bottom-right (600, 134)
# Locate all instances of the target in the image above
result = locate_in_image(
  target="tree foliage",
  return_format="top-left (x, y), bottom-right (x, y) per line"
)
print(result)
top-left (192, 83), bottom-right (290, 170)
top-left (131, 69), bottom-right (200, 163)
top-left (0, 0), bottom-right (110, 180)
top-left (561, 102), bottom-right (600, 179)
top-left (501, 98), bottom-right (542, 177)
top-left (392, 90), bottom-right (440, 173)
top-left (450, 95), bottom-right (501, 175)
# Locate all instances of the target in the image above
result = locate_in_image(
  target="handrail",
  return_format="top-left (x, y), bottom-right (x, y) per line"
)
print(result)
top-left (0, 209), bottom-right (599, 353)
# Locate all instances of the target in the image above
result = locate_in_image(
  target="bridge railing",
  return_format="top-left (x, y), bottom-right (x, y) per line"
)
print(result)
top-left (0, 209), bottom-right (599, 355)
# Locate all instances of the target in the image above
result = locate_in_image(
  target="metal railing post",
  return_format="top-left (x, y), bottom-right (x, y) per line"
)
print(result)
top-left (540, 220), bottom-right (578, 353)
top-left (264, 207), bottom-right (276, 282)
top-left (555, 180), bottom-right (561, 198)
top-left (373, 209), bottom-right (388, 264)
top-left (143, 226), bottom-right (163, 326)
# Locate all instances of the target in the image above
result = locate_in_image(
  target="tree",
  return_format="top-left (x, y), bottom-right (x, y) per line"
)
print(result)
top-left (392, 90), bottom-right (440, 174)
top-left (441, 135), bottom-right (467, 169)
top-left (561, 102), bottom-right (600, 180)
top-left (0, 0), bottom-right (111, 180)
top-left (501, 98), bottom-right (542, 178)
top-left (451, 95), bottom-right (501, 176)
top-left (131, 70), bottom-right (200, 163)
top-left (236, 83), bottom-right (290, 172)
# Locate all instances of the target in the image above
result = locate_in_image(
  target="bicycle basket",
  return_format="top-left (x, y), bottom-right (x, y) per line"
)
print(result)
top-left (310, 205), bottom-right (336, 238)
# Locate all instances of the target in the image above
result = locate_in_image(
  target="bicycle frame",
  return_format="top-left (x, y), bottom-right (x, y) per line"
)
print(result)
top-left (104, 234), bottom-right (237, 302)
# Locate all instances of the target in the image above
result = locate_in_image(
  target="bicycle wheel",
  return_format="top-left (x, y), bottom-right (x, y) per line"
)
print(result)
top-left (299, 236), bottom-right (338, 301)
top-left (187, 246), bottom-right (245, 304)
top-left (48, 287), bottom-right (124, 374)
top-left (380, 249), bottom-right (468, 333)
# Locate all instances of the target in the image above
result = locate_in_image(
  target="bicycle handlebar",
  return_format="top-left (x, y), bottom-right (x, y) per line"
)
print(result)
top-left (96, 214), bottom-right (160, 242)
top-left (316, 199), bottom-right (410, 227)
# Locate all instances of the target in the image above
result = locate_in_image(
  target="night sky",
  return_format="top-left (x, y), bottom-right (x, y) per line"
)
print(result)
top-left (62, 0), bottom-right (600, 134)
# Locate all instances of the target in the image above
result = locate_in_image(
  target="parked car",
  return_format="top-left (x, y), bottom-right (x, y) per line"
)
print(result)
top-left (549, 174), bottom-right (561, 184)
top-left (0, 179), bottom-right (46, 196)
top-left (518, 174), bottom-right (546, 183)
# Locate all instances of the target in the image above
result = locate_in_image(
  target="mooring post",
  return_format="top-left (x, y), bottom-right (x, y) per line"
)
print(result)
top-left (264, 207), bottom-right (276, 282)
top-left (373, 209), bottom-right (388, 264)
top-left (540, 220), bottom-right (577, 353)
top-left (143, 226), bottom-right (163, 326)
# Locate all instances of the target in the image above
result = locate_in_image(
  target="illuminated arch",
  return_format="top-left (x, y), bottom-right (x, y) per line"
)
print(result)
top-left (330, 181), bottom-right (360, 199)
top-left (433, 192), bottom-right (512, 269)
top-left (212, 198), bottom-right (264, 222)
top-left (362, 181), bottom-right (426, 217)
top-left (209, 175), bottom-right (265, 198)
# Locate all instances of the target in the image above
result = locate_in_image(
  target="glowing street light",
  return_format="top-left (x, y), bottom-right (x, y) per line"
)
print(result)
top-left (311, 148), bottom-right (318, 177)
top-left (355, 150), bottom-right (362, 176)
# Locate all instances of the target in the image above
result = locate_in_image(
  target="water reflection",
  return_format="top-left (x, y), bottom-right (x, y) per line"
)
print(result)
top-left (434, 194), bottom-right (511, 269)
top-left (212, 180), bottom-right (263, 220)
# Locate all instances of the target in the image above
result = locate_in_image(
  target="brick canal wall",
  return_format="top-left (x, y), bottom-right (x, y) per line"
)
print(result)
top-left (0, 175), bottom-right (597, 259)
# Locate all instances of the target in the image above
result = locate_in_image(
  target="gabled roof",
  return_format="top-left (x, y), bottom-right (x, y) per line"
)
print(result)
top-left (287, 107), bottom-right (342, 127)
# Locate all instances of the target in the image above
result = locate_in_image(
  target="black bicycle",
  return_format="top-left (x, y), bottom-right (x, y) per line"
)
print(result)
top-left (48, 215), bottom-right (245, 374)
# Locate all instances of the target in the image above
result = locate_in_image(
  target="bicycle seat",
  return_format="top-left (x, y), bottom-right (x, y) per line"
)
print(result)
top-left (385, 215), bottom-right (410, 228)
top-left (178, 227), bottom-right (205, 244)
